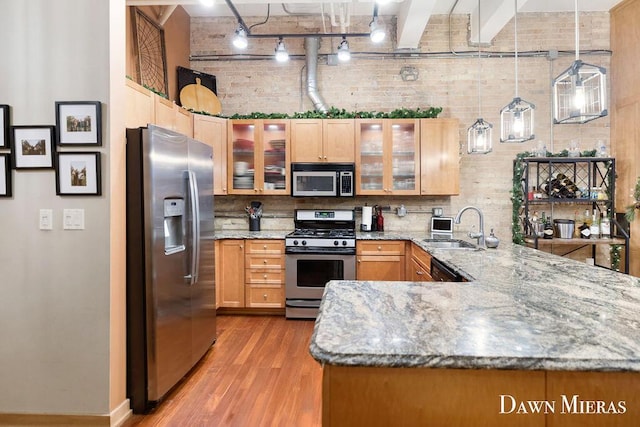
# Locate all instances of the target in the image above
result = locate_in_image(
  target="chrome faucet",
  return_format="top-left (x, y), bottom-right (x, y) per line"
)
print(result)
top-left (454, 206), bottom-right (486, 247)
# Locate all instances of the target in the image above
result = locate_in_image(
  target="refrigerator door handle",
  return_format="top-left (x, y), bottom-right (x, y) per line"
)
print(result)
top-left (185, 170), bottom-right (201, 285)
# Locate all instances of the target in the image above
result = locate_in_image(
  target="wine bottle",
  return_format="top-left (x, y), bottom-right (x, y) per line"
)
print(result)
top-left (543, 214), bottom-right (554, 239)
top-left (589, 212), bottom-right (600, 239)
top-left (600, 211), bottom-right (611, 239)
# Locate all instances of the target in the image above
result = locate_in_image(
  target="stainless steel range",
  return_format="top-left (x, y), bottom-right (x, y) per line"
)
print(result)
top-left (285, 209), bottom-right (356, 319)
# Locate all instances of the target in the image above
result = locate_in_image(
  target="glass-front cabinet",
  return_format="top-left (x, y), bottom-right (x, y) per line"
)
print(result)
top-left (228, 119), bottom-right (290, 195)
top-left (355, 119), bottom-right (420, 195)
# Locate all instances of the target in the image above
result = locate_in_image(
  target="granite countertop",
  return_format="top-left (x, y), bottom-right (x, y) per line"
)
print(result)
top-left (310, 238), bottom-right (640, 372)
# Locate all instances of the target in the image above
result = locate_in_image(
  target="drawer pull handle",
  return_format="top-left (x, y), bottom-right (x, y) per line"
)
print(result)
top-left (264, 274), bottom-right (267, 279)
top-left (263, 259), bottom-right (268, 264)
top-left (377, 246), bottom-right (382, 251)
top-left (263, 293), bottom-right (268, 300)
top-left (263, 245), bottom-right (267, 249)
top-left (416, 271), bottom-right (423, 275)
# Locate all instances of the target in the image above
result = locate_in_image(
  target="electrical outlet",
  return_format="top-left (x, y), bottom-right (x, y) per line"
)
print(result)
top-left (63, 209), bottom-right (85, 230)
top-left (39, 209), bottom-right (53, 230)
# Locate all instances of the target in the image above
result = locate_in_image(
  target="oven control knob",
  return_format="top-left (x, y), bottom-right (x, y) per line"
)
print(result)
top-left (342, 240), bottom-right (347, 246)
top-left (302, 240), bottom-right (307, 246)
top-left (293, 240), bottom-right (299, 246)
top-left (334, 240), bottom-right (339, 246)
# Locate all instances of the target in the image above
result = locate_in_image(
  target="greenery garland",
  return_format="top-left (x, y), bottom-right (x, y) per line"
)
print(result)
top-left (610, 244), bottom-right (623, 272)
top-left (511, 150), bottom-right (598, 244)
top-left (625, 176), bottom-right (640, 222)
top-left (190, 106), bottom-right (443, 120)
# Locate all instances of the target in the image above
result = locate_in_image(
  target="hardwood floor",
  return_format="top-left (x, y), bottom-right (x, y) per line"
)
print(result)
top-left (124, 315), bottom-right (322, 427)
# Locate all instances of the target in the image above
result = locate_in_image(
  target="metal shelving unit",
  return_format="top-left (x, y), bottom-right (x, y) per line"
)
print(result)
top-left (516, 157), bottom-right (630, 273)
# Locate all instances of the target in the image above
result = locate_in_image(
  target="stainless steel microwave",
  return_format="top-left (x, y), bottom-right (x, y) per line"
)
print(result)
top-left (291, 163), bottom-right (355, 197)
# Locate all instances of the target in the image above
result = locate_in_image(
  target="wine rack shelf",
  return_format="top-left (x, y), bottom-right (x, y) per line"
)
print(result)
top-left (516, 157), bottom-right (629, 273)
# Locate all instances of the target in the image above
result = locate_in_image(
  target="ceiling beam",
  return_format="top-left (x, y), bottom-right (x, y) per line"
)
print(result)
top-left (468, 0), bottom-right (532, 44)
top-left (395, 0), bottom-right (436, 50)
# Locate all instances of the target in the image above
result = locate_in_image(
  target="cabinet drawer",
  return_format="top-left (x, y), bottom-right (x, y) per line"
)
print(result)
top-left (357, 240), bottom-right (406, 256)
top-left (245, 254), bottom-right (285, 269)
top-left (245, 285), bottom-right (284, 308)
top-left (410, 243), bottom-right (432, 272)
top-left (245, 269), bottom-right (284, 284)
top-left (245, 240), bottom-right (284, 254)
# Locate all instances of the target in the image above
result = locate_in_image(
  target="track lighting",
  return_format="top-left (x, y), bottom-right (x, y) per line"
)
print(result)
top-left (232, 25), bottom-right (248, 49)
top-left (274, 38), bottom-right (289, 62)
top-left (369, 18), bottom-right (386, 43)
top-left (337, 37), bottom-right (351, 62)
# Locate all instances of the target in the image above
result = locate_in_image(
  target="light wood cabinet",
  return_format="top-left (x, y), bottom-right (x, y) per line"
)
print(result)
top-left (420, 118), bottom-right (460, 195)
top-left (356, 119), bottom-right (420, 195)
top-left (228, 119), bottom-right (290, 195)
top-left (245, 239), bottom-right (285, 308)
top-left (154, 94), bottom-right (194, 137)
top-left (407, 243), bottom-right (432, 281)
top-left (125, 79), bottom-right (154, 128)
top-left (290, 119), bottom-right (355, 162)
top-left (215, 239), bottom-right (245, 308)
top-left (356, 241), bottom-right (406, 281)
top-left (193, 114), bottom-right (228, 195)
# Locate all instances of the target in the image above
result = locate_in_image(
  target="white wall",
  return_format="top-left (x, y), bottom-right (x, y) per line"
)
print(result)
top-left (0, 0), bottom-right (117, 415)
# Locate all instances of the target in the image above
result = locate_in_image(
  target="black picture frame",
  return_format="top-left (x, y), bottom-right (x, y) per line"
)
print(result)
top-left (0, 105), bottom-right (9, 149)
top-left (55, 101), bottom-right (102, 146)
top-left (55, 152), bottom-right (101, 196)
top-left (11, 125), bottom-right (55, 169)
top-left (0, 154), bottom-right (11, 197)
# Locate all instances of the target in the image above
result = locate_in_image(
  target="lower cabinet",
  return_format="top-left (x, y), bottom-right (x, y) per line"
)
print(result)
top-left (215, 239), bottom-right (285, 310)
top-left (244, 240), bottom-right (285, 308)
top-left (356, 241), bottom-right (406, 281)
top-left (215, 239), bottom-right (245, 308)
top-left (408, 242), bottom-right (433, 281)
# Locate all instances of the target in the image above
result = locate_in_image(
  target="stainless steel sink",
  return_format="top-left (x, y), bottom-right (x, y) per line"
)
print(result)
top-left (422, 239), bottom-right (477, 249)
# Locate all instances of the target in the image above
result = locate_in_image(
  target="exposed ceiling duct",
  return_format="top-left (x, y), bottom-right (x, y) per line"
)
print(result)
top-left (305, 37), bottom-right (328, 113)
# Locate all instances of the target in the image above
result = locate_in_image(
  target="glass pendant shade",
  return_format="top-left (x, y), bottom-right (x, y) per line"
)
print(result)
top-left (500, 97), bottom-right (535, 142)
top-left (553, 60), bottom-right (607, 124)
top-left (467, 118), bottom-right (493, 154)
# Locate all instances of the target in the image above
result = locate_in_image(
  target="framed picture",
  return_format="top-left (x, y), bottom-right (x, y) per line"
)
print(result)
top-left (56, 152), bottom-right (101, 196)
top-left (0, 154), bottom-right (11, 197)
top-left (55, 101), bottom-right (102, 146)
top-left (0, 105), bottom-right (9, 149)
top-left (12, 125), bottom-right (55, 169)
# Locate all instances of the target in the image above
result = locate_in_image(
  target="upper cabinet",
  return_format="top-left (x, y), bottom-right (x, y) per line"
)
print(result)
top-left (193, 114), bottom-right (228, 195)
top-left (290, 119), bottom-right (355, 163)
top-left (356, 119), bottom-right (420, 195)
top-left (125, 79), bottom-right (154, 129)
top-left (228, 119), bottom-right (290, 195)
top-left (420, 118), bottom-right (460, 196)
top-left (154, 95), bottom-right (193, 137)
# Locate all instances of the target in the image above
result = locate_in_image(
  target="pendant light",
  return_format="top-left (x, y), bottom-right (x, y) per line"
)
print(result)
top-left (552, 0), bottom-right (607, 124)
top-left (467, 0), bottom-right (492, 154)
top-left (500, 0), bottom-right (535, 143)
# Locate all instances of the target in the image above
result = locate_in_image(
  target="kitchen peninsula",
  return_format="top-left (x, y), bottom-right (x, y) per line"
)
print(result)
top-left (310, 240), bottom-right (640, 427)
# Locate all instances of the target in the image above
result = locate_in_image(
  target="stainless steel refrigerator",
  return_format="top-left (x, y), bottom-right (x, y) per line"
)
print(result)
top-left (126, 124), bottom-right (216, 413)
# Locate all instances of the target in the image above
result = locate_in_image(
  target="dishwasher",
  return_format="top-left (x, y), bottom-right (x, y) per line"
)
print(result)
top-left (430, 258), bottom-right (465, 282)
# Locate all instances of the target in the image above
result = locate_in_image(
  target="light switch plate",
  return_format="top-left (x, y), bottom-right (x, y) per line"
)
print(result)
top-left (63, 209), bottom-right (85, 230)
top-left (39, 209), bottom-right (53, 230)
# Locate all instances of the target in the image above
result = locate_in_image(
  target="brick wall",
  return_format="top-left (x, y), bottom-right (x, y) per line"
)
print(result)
top-left (192, 11), bottom-right (612, 252)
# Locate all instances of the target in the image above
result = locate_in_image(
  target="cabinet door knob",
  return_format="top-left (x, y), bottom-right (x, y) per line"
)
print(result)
top-left (416, 271), bottom-right (423, 275)
top-left (263, 294), bottom-right (268, 300)
top-left (318, 155), bottom-right (322, 160)
top-left (263, 274), bottom-right (267, 279)
top-left (263, 245), bottom-right (267, 249)
top-left (263, 259), bottom-right (268, 264)
top-left (377, 246), bottom-right (382, 251)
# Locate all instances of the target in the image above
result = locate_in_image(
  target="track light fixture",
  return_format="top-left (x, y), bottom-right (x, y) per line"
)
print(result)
top-left (337, 37), bottom-right (351, 62)
top-left (232, 25), bottom-right (248, 49)
top-left (369, 4), bottom-right (386, 43)
top-left (274, 37), bottom-right (289, 62)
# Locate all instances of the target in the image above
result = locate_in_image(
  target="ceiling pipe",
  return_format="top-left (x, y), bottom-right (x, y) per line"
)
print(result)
top-left (305, 37), bottom-right (328, 113)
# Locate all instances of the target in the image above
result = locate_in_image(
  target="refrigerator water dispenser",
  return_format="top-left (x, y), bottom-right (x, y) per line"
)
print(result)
top-left (164, 198), bottom-right (185, 254)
